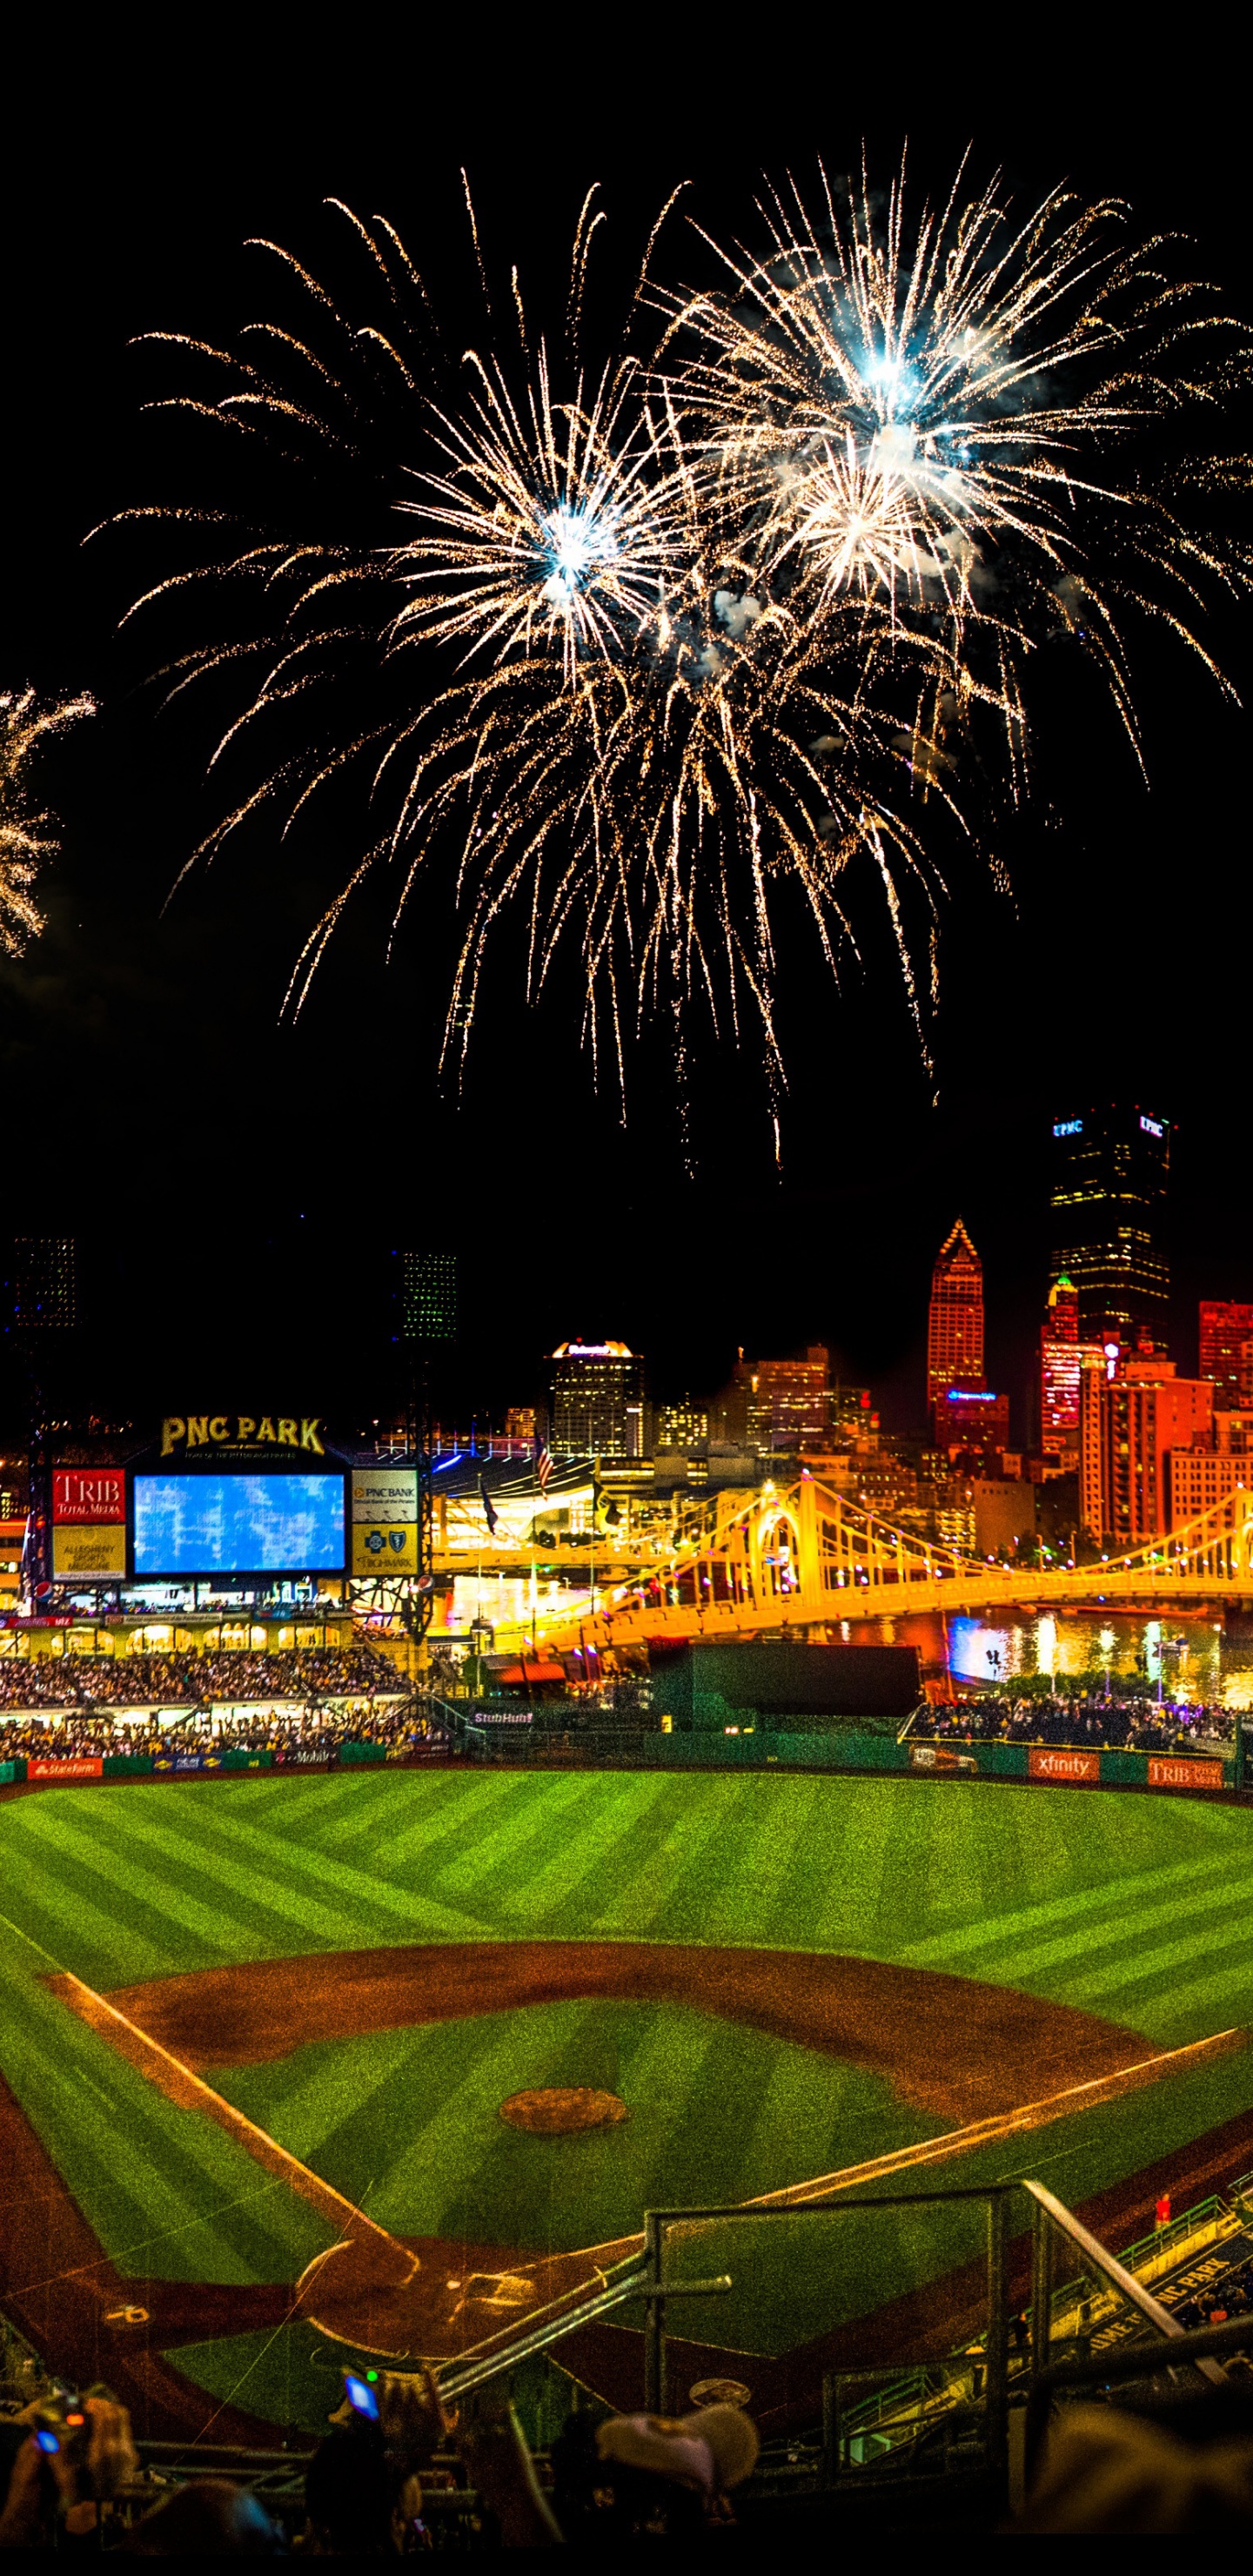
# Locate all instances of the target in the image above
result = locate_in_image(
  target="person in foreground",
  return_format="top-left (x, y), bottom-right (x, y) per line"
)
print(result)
top-left (0, 2369), bottom-right (761, 2550)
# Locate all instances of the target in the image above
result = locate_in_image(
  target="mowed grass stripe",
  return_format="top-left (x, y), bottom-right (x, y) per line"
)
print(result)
top-left (157, 1796), bottom-right (489, 1944)
top-left (5, 1801), bottom-right (281, 1976)
top-left (499, 1776), bottom-right (719, 1935)
top-left (423, 1773), bottom-right (639, 1915)
top-left (0, 1964), bottom-right (328, 2284)
top-left (897, 1842), bottom-right (1243, 1969)
top-left (955, 1868), bottom-right (1253, 1994)
top-left (570, 1780), bottom-right (755, 1941)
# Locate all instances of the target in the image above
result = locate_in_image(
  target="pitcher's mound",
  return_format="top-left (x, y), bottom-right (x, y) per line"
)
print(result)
top-left (499, 2086), bottom-right (629, 2135)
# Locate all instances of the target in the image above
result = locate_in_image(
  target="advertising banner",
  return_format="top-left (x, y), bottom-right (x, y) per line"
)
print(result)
top-left (1029, 1747), bottom-right (1100, 1784)
top-left (352, 1522), bottom-right (421, 1575)
top-left (274, 1747), bottom-right (338, 1770)
top-left (27, 1756), bottom-right (103, 1781)
top-left (352, 1469), bottom-right (418, 1524)
top-left (1148, 1755), bottom-right (1224, 1792)
top-left (52, 1526), bottom-right (127, 1580)
top-left (909, 1742), bottom-right (976, 1774)
top-left (152, 1753), bottom-right (218, 1774)
top-left (53, 1470), bottom-right (126, 1526)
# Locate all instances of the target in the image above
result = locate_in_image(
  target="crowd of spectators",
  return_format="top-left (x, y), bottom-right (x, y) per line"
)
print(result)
top-left (0, 1643), bottom-right (404, 1716)
top-left (915, 1690), bottom-right (1237, 1754)
top-left (0, 2372), bottom-right (762, 2550)
top-left (0, 1698), bottom-right (451, 1766)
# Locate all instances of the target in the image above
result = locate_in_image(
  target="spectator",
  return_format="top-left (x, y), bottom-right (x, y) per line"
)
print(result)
top-left (552, 2400), bottom-right (759, 2539)
top-left (302, 2422), bottom-right (427, 2555)
top-left (0, 2392), bottom-right (137, 2549)
top-left (124, 2476), bottom-right (280, 2553)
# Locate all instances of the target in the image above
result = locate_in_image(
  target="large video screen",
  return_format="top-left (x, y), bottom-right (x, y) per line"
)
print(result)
top-left (133, 1472), bottom-right (345, 1574)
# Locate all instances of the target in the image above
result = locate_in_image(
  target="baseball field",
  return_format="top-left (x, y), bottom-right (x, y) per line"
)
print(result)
top-left (3, 1766), bottom-right (1253, 2440)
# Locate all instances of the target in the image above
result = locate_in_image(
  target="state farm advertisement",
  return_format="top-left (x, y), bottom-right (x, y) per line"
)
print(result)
top-left (1148, 1756), bottom-right (1223, 1792)
top-left (53, 1470), bottom-right (126, 1525)
top-left (27, 1756), bottom-right (104, 1780)
top-left (1029, 1747), bottom-right (1100, 1784)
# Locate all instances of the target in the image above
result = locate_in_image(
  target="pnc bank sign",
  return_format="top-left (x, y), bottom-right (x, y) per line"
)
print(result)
top-left (161, 1414), bottom-right (326, 1458)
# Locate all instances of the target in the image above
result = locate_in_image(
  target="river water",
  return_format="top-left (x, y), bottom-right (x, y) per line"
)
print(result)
top-left (839, 1608), bottom-right (1253, 1707)
top-left (442, 1575), bottom-right (1253, 1707)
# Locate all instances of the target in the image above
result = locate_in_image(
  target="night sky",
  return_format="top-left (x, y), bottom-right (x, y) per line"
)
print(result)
top-left (1, 47), bottom-right (1248, 1440)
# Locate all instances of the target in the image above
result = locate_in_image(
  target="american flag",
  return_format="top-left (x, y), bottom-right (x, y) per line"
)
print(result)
top-left (535, 1439), bottom-right (553, 1493)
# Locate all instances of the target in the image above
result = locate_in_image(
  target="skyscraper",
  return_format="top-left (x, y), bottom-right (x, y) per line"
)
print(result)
top-left (1079, 1355), bottom-right (1213, 1544)
top-left (399, 1251), bottom-right (457, 1344)
top-left (1049, 1105), bottom-right (1170, 1343)
top-left (713, 1348), bottom-right (832, 1452)
top-left (9, 1238), bottom-right (76, 1331)
top-left (1039, 1275), bottom-right (1106, 1462)
top-left (1198, 1301), bottom-right (1253, 1410)
top-left (927, 1221), bottom-right (984, 1423)
top-left (551, 1342), bottom-right (644, 1458)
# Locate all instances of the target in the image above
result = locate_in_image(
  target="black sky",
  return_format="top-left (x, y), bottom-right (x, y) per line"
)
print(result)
top-left (0, 37), bottom-right (1249, 1439)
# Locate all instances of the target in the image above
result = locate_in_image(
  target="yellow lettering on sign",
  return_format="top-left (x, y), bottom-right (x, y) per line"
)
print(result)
top-left (161, 1417), bottom-right (185, 1458)
top-left (186, 1417), bottom-right (210, 1448)
top-left (237, 1417), bottom-right (257, 1443)
top-left (278, 1418), bottom-right (298, 1448)
top-left (257, 1418), bottom-right (276, 1444)
top-left (300, 1418), bottom-right (325, 1454)
top-left (209, 1416), bottom-right (229, 1443)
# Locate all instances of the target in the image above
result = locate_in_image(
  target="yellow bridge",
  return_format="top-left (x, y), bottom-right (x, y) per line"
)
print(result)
top-left (485, 1479), bottom-right (1253, 1656)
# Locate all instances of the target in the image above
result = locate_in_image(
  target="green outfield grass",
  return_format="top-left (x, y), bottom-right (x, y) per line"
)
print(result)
top-left (3, 1769), bottom-right (1253, 2415)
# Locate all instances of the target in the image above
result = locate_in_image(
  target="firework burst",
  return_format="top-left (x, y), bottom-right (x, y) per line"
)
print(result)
top-left (109, 191), bottom-right (954, 1109)
top-left (0, 686), bottom-right (94, 956)
top-left (661, 158), bottom-right (1253, 782)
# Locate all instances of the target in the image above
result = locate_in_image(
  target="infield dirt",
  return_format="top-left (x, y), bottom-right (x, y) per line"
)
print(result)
top-left (98, 1939), bottom-right (1150, 2125)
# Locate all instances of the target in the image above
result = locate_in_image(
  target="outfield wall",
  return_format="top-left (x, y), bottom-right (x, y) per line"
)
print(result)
top-left (0, 1734), bottom-right (1234, 1794)
top-left (636, 1729), bottom-right (1235, 1792)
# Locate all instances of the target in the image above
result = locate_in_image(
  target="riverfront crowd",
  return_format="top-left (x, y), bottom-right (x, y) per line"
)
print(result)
top-left (915, 1692), bottom-right (1237, 1754)
top-left (0, 1644), bottom-right (404, 1716)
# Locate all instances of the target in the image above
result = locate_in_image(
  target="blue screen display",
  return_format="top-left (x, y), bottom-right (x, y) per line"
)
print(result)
top-left (133, 1473), bottom-right (345, 1573)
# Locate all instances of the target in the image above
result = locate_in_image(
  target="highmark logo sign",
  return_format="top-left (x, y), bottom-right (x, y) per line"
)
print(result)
top-left (160, 1415), bottom-right (325, 1458)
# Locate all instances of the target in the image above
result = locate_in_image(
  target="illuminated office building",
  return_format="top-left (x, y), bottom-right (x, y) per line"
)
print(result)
top-left (399, 1251), bottom-right (457, 1344)
top-left (656, 1396), bottom-right (708, 1450)
top-left (1080, 1355), bottom-right (1212, 1544)
top-left (935, 1386), bottom-right (1009, 1457)
top-left (9, 1238), bottom-right (76, 1331)
top-left (1049, 1105), bottom-right (1169, 1342)
top-left (1198, 1301), bottom-right (1253, 1410)
top-left (551, 1341), bottom-right (644, 1458)
top-left (1039, 1275), bottom-right (1106, 1461)
top-left (1166, 1448), bottom-right (1249, 1525)
top-left (713, 1349), bottom-right (832, 1451)
top-left (927, 1221), bottom-right (984, 1426)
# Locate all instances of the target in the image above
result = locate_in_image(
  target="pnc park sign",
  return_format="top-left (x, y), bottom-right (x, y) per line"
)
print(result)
top-left (160, 1415), bottom-right (327, 1458)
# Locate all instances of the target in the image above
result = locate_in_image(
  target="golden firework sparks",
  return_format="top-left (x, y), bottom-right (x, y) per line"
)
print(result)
top-left (0, 687), bottom-right (94, 957)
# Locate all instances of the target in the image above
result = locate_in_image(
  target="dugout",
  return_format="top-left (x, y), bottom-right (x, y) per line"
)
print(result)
top-left (653, 1640), bottom-right (920, 1731)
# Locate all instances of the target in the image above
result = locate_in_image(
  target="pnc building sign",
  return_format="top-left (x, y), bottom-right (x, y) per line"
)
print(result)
top-left (160, 1415), bottom-right (326, 1459)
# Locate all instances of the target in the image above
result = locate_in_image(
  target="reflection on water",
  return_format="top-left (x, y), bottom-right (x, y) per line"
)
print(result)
top-left (841, 1609), bottom-right (1253, 1707)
